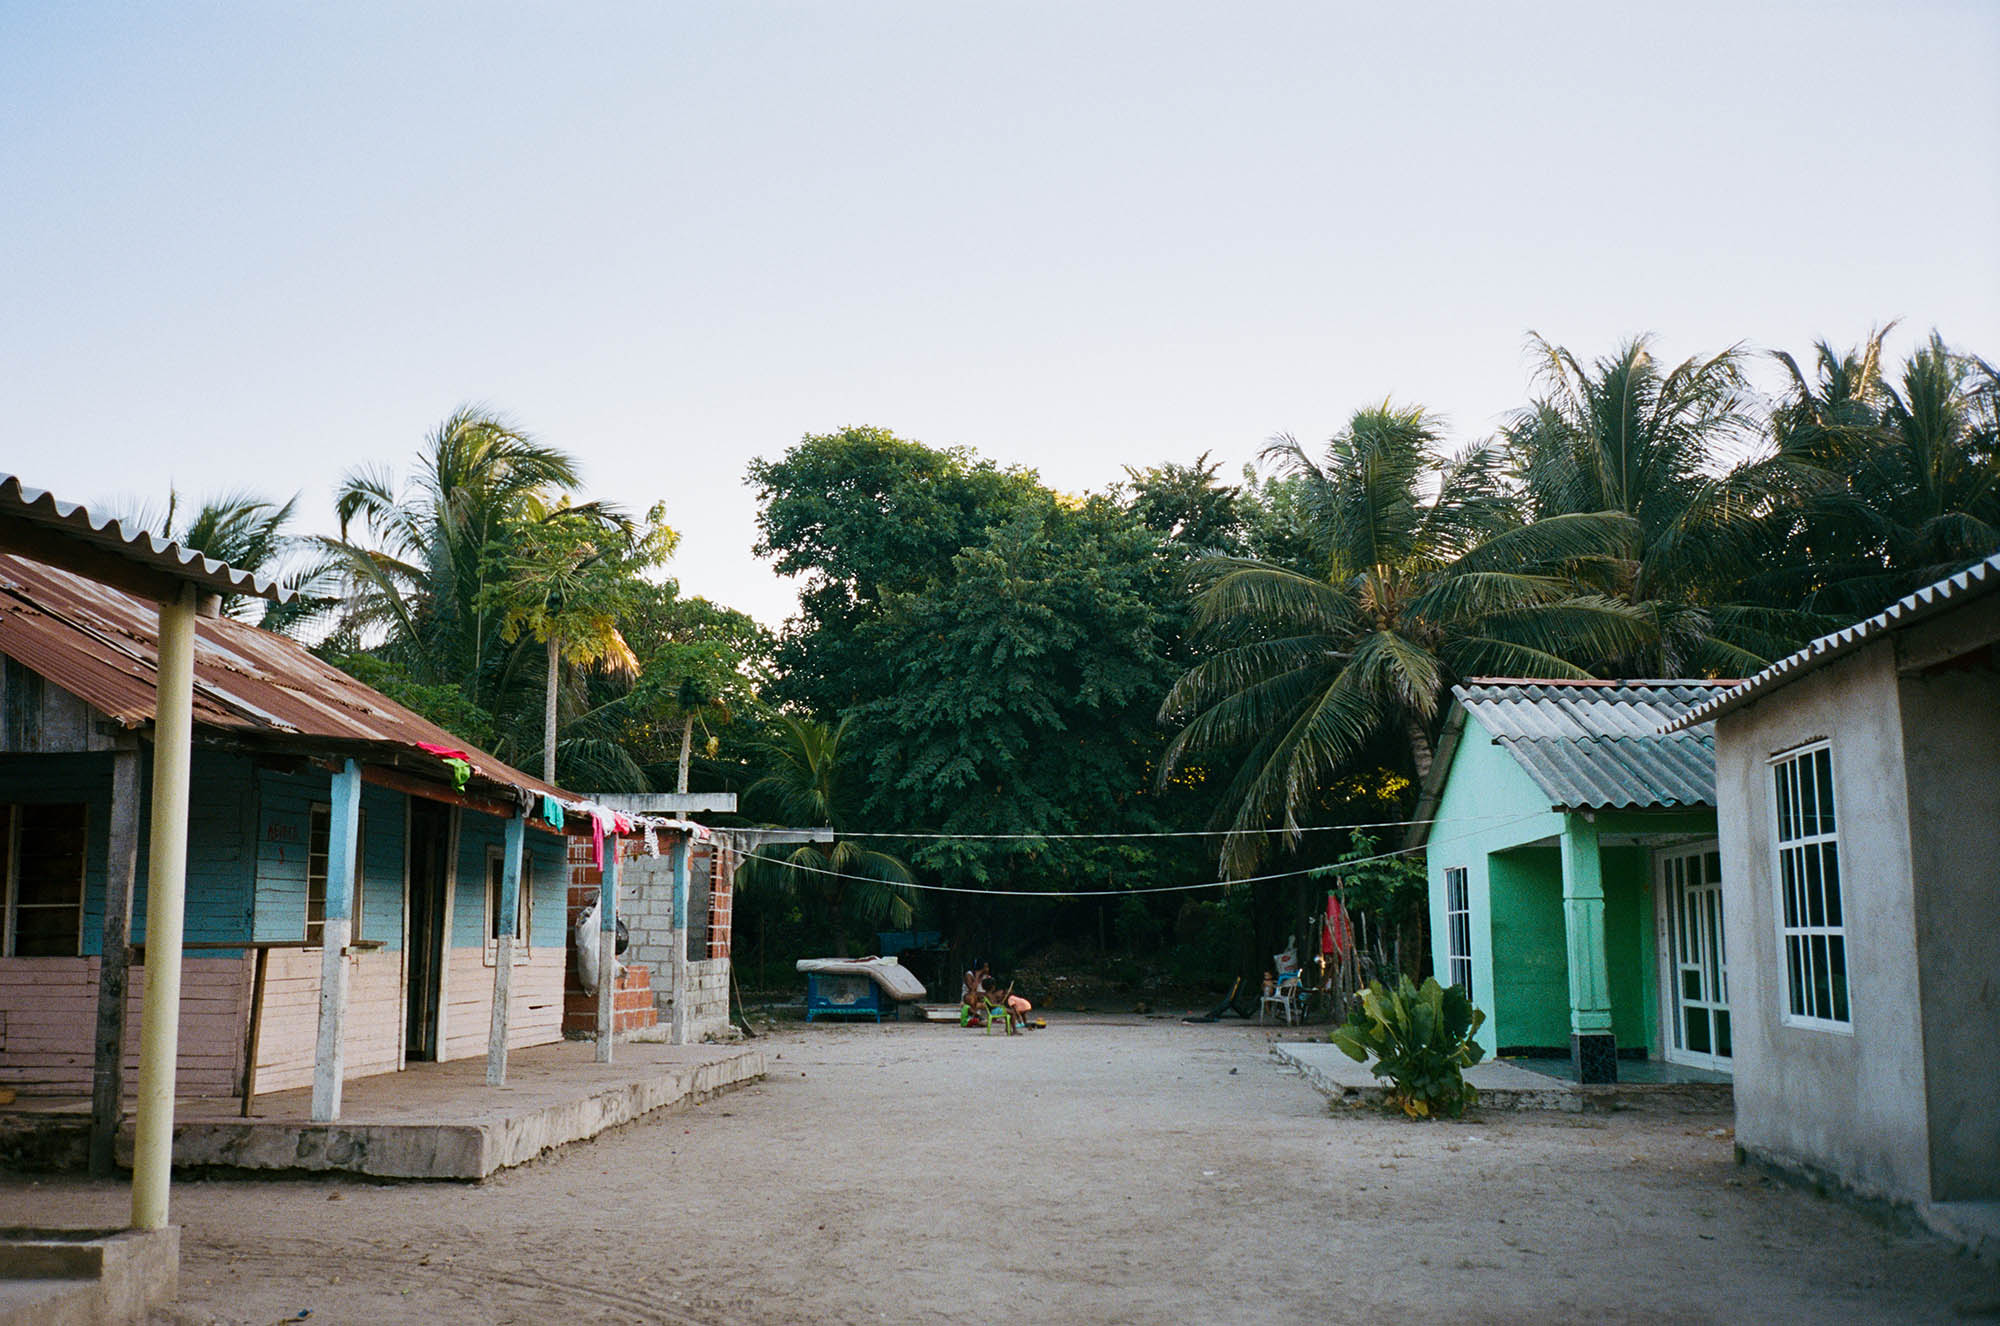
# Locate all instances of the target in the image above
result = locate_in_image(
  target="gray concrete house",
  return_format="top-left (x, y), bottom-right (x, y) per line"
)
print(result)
top-left (1671, 551), bottom-right (1999, 1242)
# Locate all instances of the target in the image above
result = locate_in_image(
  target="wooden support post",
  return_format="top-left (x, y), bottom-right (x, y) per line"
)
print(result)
top-left (310, 759), bottom-right (362, 1123)
top-left (596, 841), bottom-right (618, 1063)
top-left (240, 947), bottom-right (269, 1117)
top-left (131, 584), bottom-right (195, 1231)
top-left (486, 812), bottom-right (526, 1086)
top-left (88, 744), bottom-right (142, 1177)
top-left (669, 835), bottom-right (690, 1046)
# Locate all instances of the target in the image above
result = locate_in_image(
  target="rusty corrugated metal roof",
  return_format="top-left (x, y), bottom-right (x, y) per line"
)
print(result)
top-left (1454, 679), bottom-right (1737, 812)
top-left (0, 553), bottom-right (571, 801)
top-left (0, 474), bottom-right (291, 603)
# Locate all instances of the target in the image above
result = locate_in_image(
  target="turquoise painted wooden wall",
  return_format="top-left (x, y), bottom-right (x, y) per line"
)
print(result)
top-left (4, 749), bottom-right (571, 960)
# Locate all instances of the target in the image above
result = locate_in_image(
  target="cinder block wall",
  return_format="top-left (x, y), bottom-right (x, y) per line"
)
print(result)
top-left (605, 836), bottom-right (737, 1040)
top-left (564, 836), bottom-right (658, 1038)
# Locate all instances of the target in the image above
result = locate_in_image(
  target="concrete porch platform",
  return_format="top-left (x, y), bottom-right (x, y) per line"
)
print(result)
top-left (6, 1041), bottom-right (764, 1181)
top-left (0, 1226), bottom-right (177, 1326)
top-left (1272, 1042), bottom-right (1731, 1113)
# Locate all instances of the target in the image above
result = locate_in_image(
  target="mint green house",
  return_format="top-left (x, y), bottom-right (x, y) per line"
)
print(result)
top-left (1409, 680), bottom-right (1736, 1084)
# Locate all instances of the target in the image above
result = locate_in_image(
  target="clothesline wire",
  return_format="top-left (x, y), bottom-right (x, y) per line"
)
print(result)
top-left (720, 804), bottom-right (1528, 844)
top-left (732, 813), bottom-right (1547, 898)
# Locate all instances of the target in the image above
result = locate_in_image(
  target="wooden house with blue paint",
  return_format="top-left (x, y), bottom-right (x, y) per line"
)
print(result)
top-left (0, 548), bottom-right (578, 1122)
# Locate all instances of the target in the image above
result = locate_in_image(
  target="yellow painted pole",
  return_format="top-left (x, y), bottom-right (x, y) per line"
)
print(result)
top-left (131, 584), bottom-right (197, 1230)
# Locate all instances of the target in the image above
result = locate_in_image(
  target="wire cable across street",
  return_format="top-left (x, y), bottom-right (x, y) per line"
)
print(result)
top-left (831, 809), bottom-right (1530, 842)
top-left (738, 812), bottom-right (1550, 898)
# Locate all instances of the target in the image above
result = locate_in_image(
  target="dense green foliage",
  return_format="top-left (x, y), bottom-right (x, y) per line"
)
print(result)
top-left (137, 325), bottom-right (1999, 988)
top-left (1329, 976), bottom-right (1488, 1119)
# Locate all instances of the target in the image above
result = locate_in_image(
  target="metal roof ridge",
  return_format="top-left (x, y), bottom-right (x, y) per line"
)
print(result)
top-left (0, 473), bottom-right (292, 602)
top-left (1666, 550), bottom-right (2000, 731)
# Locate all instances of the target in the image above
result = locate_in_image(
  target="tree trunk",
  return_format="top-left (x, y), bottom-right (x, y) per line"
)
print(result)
top-left (677, 713), bottom-right (695, 794)
top-left (543, 635), bottom-right (559, 785)
top-left (1406, 716), bottom-right (1434, 785)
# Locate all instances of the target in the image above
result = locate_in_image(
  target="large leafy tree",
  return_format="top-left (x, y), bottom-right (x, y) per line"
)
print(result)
top-left (610, 587), bottom-right (772, 794)
top-left (747, 425), bottom-right (1045, 715)
top-left (1119, 453), bottom-right (1249, 558)
top-left (1503, 334), bottom-right (1805, 673)
top-left (1160, 402), bottom-right (1643, 873)
top-left (849, 497), bottom-right (1200, 886)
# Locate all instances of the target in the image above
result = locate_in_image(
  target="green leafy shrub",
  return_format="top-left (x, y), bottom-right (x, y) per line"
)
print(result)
top-left (1328, 975), bottom-right (1486, 1119)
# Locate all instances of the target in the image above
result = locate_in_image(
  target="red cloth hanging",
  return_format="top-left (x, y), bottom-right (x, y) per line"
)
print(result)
top-left (1324, 893), bottom-right (1352, 959)
top-left (415, 741), bottom-right (472, 761)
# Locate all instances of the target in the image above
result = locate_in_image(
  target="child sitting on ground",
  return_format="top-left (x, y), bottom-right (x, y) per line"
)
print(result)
top-left (982, 977), bottom-right (1035, 1033)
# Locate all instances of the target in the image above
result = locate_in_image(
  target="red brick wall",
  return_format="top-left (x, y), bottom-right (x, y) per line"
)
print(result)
top-left (707, 841), bottom-right (733, 960)
top-left (563, 834), bottom-right (657, 1037)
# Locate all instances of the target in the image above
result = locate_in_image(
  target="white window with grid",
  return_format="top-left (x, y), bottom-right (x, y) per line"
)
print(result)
top-left (1444, 866), bottom-right (1473, 995)
top-left (1771, 743), bottom-right (1850, 1028)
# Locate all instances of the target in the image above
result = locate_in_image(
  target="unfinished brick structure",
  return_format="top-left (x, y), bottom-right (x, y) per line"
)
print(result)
top-left (564, 834), bottom-right (738, 1041)
top-left (563, 837), bottom-right (657, 1039)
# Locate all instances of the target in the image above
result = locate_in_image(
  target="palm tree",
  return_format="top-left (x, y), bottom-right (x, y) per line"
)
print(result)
top-left (1848, 333), bottom-right (2000, 597)
top-left (1749, 327), bottom-right (1897, 615)
top-left (118, 490), bottom-right (340, 633)
top-left (327, 407), bottom-right (585, 691)
top-left (1503, 333), bottom-right (1809, 673)
top-left (484, 501), bottom-right (676, 783)
top-left (736, 715), bottom-right (914, 955)
top-left (1159, 402), bottom-right (1645, 874)
top-left (323, 408), bottom-right (648, 766)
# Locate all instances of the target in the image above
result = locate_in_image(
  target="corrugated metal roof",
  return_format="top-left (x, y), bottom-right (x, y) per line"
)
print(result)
top-left (1668, 551), bottom-right (2000, 731)
top-left (1455, 679), bottom-right (1737, 812)
top-left (0, 474), bottom-right (290, 603)
top-left (0, 553), bottom-right (570, 802)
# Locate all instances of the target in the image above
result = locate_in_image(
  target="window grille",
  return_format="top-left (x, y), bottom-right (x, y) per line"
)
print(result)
top-left (1772, 744), bottom-right (1849, 1026)
top-left (306, 804), bottom-right (363, 947)
top-left (487, 846), bottom-right (529, 944)
top-left (1444, 866), bottom-right (1472, 995)
top-left (3, 803), bottom-right (88, 956)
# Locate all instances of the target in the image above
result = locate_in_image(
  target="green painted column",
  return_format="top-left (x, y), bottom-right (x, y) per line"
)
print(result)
top-left (1560, 812), bottom-right (1618, 1083)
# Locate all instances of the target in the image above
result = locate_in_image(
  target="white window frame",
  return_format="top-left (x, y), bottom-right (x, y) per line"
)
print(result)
top-left (1655, 841), bottom-right (1731, 1070)
top-left (1, 802), bottom-right (89, 958)
top-left (1769, 742), bottom-right (1851, 1032)
top-left (305, 803), bottom-right (364, 949)
top-left (1443, 865), bottom-right (1473, 995)
top-left (483, 843), bottom-right (530, 962)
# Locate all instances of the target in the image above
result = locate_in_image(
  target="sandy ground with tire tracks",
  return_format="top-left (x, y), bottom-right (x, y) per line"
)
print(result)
top-left (4, 1016), bottom-right (1996, 1324)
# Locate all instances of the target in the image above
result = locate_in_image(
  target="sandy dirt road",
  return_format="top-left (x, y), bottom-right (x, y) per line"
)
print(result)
top-left (4, 1018), bottom-right (1995, 1324)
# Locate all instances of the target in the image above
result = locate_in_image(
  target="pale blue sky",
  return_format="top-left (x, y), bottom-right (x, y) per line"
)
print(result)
top-left (4, 3), bottom-right (1996, 625)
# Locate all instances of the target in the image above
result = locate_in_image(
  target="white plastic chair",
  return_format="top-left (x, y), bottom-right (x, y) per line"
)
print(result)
top-left (1260, 970), bottom-right (1303, 1025)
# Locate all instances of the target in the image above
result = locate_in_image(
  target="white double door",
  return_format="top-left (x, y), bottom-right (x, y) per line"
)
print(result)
top-left (1656, 843), bottom-right (1731, 1072)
